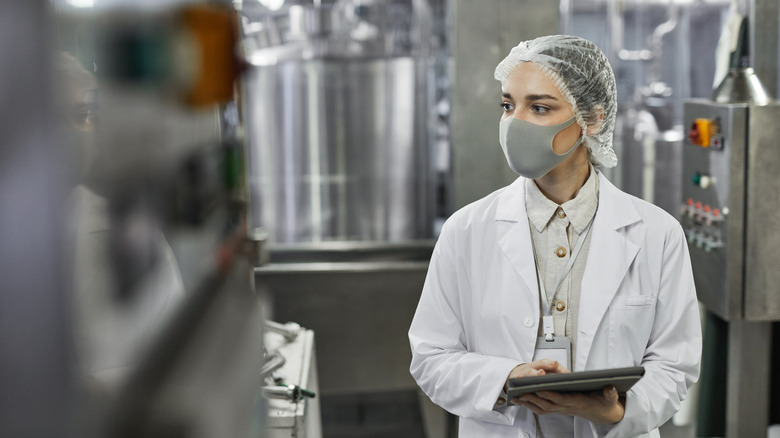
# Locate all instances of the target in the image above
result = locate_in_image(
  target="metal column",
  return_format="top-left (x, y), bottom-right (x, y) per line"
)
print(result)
top-left (451, 0), bottom-right (559, 209)
top-left (0, 1), bottom-right (73, 436)
top-left (750, 0), bottom-right (780, 98)
top-left (726, 321), bottom-right (772, 438)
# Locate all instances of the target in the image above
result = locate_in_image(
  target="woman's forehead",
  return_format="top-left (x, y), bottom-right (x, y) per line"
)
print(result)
top-left (502, 62), bottom-right (564, 99)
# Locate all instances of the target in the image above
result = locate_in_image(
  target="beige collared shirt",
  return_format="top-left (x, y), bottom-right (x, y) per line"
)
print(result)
top-left (524, 166), bottom-right (599, 437)
top-left (525, 165), bottom-right (599, 367)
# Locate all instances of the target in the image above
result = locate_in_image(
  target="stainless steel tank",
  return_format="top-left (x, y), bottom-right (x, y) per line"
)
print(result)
top-left (242, 2), bottom-right (435, 243)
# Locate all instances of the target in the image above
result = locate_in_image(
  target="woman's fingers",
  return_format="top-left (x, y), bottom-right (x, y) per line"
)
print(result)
top-left (602, 386), bottom-right (618, 404)
top-left (519, 393), bottom-right (560, 412)
top-left (517, 400), bottom-right (546, 415)
top-left (532, 359), bottom-right (570, 374)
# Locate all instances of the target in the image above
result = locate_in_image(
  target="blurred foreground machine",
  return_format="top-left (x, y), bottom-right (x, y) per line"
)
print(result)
top-left (681, 65), bottom-right (780, 437)
top-left (49, 3), bottom-right (271, 437)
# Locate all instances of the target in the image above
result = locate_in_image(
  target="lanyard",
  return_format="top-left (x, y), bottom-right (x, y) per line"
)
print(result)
top-left (531, 214), bottom-right (594, 341)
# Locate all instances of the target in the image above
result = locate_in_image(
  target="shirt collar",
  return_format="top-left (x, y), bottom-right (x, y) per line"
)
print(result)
top-left (525, 164), bottom-right (600, 234)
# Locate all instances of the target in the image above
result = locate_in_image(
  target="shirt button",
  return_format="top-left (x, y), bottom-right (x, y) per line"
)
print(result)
top-left (523, 317), bottom-right (534, 328)
top-left (555, 247), bottom-right (567, 258)
top-left (520, 433), bottom-right (530, 438)
top-left (556, 208), bottom-right (566, 219)
top-left (556, 300), bottom-right (566, 312)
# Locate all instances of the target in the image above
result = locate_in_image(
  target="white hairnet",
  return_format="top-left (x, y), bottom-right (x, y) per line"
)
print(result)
top-left (494, 35), bottom-right (618, 168)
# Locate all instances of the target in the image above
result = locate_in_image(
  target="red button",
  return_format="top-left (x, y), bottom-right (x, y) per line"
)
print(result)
top-left (704, 205), bottom-right (711, 213)
top-left (687, 198), bottom-right (693, 206)
top-left (713, 208), bottom-right (720, 217)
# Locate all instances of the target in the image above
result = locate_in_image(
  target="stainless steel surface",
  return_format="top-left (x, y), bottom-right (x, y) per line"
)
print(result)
top-left (682, 100), bottom-right (747, 321)
top-left (0, 2), bottom-right (72, 436)
top-left (726, 320), bottom-right (772, 438)
top-left (684, 98), bottom-right (780, 437)
top-left (255, 245), bottom-right (431, 395)
top-left (241, 1), bottom-right (438, 243)
top-left (683, 100), bottom-right (780, 322)
top-left (245, 57), bottom-right (434, 243)
top-left (712, 67), bottom-right (770, 105)
top-left (744, 104), bottom-right (780, 320)
top-left (750, 0), bottom-right (779, 99)
top-left (451, 0), bottom-right (559, 209)
top-left (264, 329), bottom-right (322, 438)
top-left (268, 240), bottom-right (435, 263)
top-left (109, 261), bottom-right (265, 438)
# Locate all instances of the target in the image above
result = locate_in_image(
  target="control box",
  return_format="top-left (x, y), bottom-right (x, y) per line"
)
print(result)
top-left (682, 99), bottom-right (780, 321)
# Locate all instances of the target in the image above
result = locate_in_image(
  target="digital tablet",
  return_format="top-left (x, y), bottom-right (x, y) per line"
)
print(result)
top-left (506, 366), bottom-right (644, 399)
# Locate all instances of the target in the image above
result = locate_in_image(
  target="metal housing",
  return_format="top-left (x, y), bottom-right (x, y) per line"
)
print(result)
top-left (683, 99), bottom-right (780, 321)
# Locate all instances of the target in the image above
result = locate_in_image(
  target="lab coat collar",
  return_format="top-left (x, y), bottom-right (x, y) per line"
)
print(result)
top-left (494, 171), bottom-right (639, 226)
top-left (496, 177), bottom-right (540, 313)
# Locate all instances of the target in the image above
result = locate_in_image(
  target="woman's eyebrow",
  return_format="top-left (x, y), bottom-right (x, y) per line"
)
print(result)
top-left (501, 93), bottom-right (513, 100)
top-left (525, 94), bottom-right (559, 102)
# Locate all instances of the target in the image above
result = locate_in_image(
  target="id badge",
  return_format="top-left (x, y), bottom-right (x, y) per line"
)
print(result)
top-left (531, 336), bottom-right (571, 371)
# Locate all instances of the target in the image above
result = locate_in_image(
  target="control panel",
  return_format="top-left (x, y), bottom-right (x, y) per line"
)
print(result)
top-left (684, 100), bottom-right (780, 321)
top-left (681, 99), bottom-right (747, 321)
top-left (681, 198), bottom-right (725, 252)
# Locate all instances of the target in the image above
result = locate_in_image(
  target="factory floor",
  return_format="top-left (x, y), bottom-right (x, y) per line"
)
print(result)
top-left (320, 390), bottom-right (701, 438)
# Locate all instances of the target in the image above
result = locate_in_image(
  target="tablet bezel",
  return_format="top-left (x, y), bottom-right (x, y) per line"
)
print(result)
top-left (506, 366), bottom-right (645, 399)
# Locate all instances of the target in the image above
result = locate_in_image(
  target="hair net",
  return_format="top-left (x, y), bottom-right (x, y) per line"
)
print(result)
top-left (494, 35), bottom-right (618, 168)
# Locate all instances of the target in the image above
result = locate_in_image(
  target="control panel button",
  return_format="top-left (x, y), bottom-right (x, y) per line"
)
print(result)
top-left (688, 118), bottom-right (719, 147)
top-left (710, 135), bottom-right (725, 150)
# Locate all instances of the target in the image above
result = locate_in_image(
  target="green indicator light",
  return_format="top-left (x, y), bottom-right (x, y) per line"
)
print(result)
top-left (692, 173), bottom-right (701, 185)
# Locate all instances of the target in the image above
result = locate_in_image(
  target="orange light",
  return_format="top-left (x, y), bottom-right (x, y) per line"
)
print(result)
top-left (694, 118), bottom-right (711, 147)
top-left (180, 5), bottom-right (239, 107)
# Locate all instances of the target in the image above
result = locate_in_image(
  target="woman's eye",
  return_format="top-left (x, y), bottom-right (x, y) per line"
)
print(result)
top-left (531, 105), bottom-right (549, 114)
top-left (501, 102), bottom-right (514, 112)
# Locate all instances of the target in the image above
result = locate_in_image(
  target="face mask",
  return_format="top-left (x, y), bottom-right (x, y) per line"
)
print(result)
top-left (499, 116), bottom-right (584, 179)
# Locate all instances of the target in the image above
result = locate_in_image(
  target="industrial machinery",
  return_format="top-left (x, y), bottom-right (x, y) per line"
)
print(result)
top-left (238, 2), bottom-right (445, 435)
top-left (44, 3), bottom-right (268, 437)
top-left (240, 0), bottom-right (439, 244)
top-left (682, 65), bottom-right (780, 436)
top-left (681, 98), bottom-right (780, 321)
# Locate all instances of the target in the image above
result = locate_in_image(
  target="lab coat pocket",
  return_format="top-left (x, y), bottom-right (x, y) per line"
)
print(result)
top-left (607, 294), bottom-right (657, 367)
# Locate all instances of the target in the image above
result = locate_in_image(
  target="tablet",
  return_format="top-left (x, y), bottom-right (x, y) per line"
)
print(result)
top-left (506, 366), bottom-right (644, 399)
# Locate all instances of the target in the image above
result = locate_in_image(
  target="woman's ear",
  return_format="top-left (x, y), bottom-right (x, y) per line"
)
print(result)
top-left (585, 106), bottom-right (605, 136)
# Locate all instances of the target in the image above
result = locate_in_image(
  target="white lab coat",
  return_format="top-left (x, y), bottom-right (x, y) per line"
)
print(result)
top-left (409, 172), bottom-right (701, 438)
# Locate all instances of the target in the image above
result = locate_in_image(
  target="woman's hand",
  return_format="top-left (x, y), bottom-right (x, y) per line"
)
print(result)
top-left (504, 359), bottom-right (569, 391)
top-left (512, 385), bottom-right (625, 424)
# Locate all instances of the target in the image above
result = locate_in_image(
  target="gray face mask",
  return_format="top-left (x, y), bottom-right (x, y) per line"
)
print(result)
top-left (499, 116), bottom-right (584, 179)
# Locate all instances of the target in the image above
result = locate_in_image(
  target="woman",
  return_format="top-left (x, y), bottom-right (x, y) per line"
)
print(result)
top-left (409, 35), bottom-right (701, 437)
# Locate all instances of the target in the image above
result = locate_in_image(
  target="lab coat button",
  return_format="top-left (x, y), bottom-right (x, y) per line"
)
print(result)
top-left (555, 301), bottom-right (566, 312)
top-left (556, 208), bottom-right (566, 219)
top-left (523, 317), bottom-right (534, 328)
top-left (520, 433), bottom-right (530, 438)
top-left (555, 247), bottom-right (567, 258)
